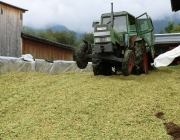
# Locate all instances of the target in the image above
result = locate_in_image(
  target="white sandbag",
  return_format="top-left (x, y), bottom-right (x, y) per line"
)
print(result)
top-left (0, 55), bottom-right (92, 74)
top-left (0, 56), bottom-right (35, 74)
top-left (21, 54), bottom-right (34, 62)
top-left (154, 45), bottom-right (180, 67)
top-left (35, 60), bottom-right (92, 74)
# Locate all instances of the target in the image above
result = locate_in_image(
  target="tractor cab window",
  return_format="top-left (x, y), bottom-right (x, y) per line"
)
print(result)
top-left (102, 16), bottom-right (127, 33)
top-left (130, 24), bottom-right (137, 35)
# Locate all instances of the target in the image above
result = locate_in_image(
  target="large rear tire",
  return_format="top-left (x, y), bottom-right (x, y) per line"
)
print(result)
top-left (76, 43), bottom-right (90, 69)
top-left (122, 50), bottom-right (135, 76)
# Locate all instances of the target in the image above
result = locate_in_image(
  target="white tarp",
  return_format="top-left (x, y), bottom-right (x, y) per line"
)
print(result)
top-left (21, 54), bottom-right (34, 62)
top-left (35, 59), bottom-right (92, 74)
top-left (0, 56), bottom-right (36, 74)
top-left (154, 45), bottom-right (180, 67)
top-left (0, 55), bottom-right (92, 74)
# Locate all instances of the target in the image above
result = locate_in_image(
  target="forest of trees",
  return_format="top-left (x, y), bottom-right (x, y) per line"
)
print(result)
top-left (22, 26), bottom-right (94, 49)
top-left (23, 21), bottom-right (180, 50)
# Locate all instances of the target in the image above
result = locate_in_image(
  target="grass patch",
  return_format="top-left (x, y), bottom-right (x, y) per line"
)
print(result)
top-left (158, 65), bottom-right (180, 70)
top-left (0, 67), bottom-right (180, 139)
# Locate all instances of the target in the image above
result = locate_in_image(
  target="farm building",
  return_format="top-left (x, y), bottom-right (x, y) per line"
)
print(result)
top-left (0, 1), bottom-right (75, 61)
top-left (0, 1), bottom-right (27, 57)
top-left (154, 33), bottom-right (180, 56)
top-left (21, 33), bottom-right (75, 60)
top-left (154, 33), bottom-right (180, 64)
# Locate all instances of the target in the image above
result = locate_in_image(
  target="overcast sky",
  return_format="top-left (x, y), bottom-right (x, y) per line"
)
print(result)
top-left (3, 0), bottom-right (180, 33)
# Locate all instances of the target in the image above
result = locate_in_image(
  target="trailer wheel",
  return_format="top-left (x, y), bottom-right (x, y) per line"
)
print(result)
top-left (76, 43), bottom-right (90, 69)
top-left (122, 50), bottom-right (135, 76)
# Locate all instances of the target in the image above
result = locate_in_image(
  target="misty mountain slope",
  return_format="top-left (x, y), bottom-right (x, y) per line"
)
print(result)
top-left (48, 19), bottom-right (180, 34)
top-left (50, 25), bottom-right (69, 32)
top-left (46, 25), bottom-right (82, 39)
top-left (48, 20), bottom-right (179, 35)
top-left (25, 18), bottom-right (180, 39)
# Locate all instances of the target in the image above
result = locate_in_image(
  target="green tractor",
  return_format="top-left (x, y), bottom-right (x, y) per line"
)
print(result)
top-left (76, 3), bottom-right (155, 76)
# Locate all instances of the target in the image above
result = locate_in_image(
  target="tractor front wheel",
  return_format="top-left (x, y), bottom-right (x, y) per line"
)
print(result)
top-left (76, 43), bottom-right (90, 69)
top-left (122, 50), bottom-right (135, 76)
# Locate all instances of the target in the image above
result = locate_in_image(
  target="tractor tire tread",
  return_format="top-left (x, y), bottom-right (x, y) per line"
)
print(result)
top-left (122, 50), bottom-right (134, 76)
top-left (76, 44), bottom-right (88, 69)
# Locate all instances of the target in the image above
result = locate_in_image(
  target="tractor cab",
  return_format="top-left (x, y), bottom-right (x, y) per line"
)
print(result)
top-left (101, 11), bottom-right (136, 35)
top-left (99, 11), bottom-right (154, 48)
top-left (101, 13), bottom-right (128, 33)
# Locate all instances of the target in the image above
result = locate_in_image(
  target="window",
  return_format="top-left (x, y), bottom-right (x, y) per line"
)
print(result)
top-left (102, 16), bottom-right (127, 33)
top-left (1, 7), bottom-right (3, 14)
top-left (20, 13), bottom-right (23, 20)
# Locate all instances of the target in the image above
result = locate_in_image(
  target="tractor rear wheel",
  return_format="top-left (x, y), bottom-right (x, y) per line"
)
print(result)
top-left (76, 43), bottom-right (90, 69)
top-left (122, 50), bottom-right (135, 76)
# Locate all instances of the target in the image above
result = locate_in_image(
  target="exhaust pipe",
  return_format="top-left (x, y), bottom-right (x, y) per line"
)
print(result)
top-left (110, 3), bottom-right (114, 28)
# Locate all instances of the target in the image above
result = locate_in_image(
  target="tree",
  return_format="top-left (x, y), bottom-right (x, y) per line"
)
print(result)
top-left (159, 29), bottom-right (164, 34)
top-left (81, 32), bottom-right (94, 44)
top-left (170, 23), bottom-right (180, 33)
top-left (37, 29), bottom-right (58, 42)
top-left (22, 26), bottom-right (97, 48)
top-left (22, 26), bottom-right (36, 35)
top-left (67, 30), bottom-right (77, 45)
top-left (164, 21), bottom-right (174, 33)
top-left (53, 31), bottom-right (69, 44)
top-left (53, 30), bottom-right (77, 46)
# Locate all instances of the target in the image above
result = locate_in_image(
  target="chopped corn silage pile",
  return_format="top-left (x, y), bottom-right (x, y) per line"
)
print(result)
top-left (0, 67), bottom-right (180, 139)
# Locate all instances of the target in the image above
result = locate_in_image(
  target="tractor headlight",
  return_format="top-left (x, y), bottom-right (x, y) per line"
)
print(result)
top-left (94, 38), bottom-right (101, 43)
top-left (94, 37), bottom-right (111, 43)
top-left (105, 37), bottom-right (111, 42)
top-left (97, 27), bottom-right (107, 30)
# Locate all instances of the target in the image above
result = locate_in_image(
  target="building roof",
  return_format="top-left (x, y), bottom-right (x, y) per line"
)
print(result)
top-left (155, 33), bottom-right (180, 44)
top-left (21, 33), bottom-right (75, 51)
top-left (170, 0), bottom-right (180, 12)
top-left (0, 1), bottom-right (28, 12)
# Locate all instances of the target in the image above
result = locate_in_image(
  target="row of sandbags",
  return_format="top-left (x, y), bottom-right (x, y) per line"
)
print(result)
top-left (1, 45), bottom-right (180, 74)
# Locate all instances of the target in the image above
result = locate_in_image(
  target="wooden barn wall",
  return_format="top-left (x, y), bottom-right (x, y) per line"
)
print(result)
top-left (22, 38), bottom-right (74, 60)
top-left (0, 4), bottom-right (23, 57)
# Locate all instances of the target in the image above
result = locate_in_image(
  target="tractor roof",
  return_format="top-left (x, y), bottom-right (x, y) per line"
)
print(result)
top-left (101, 11), bottom-right (135, 18)
top-left (101, 11), bottom-right (136, 24)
